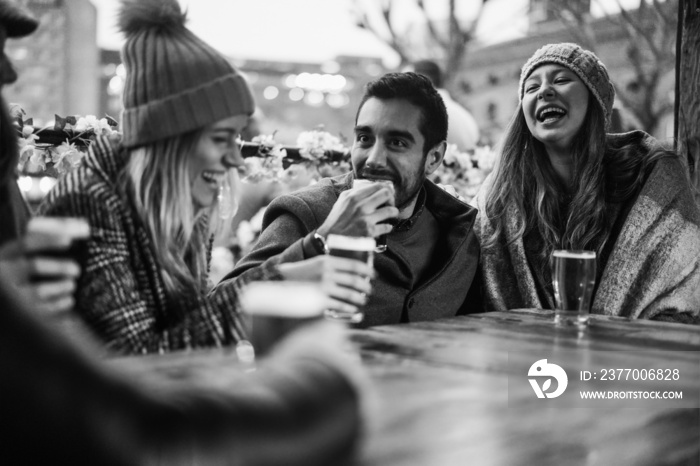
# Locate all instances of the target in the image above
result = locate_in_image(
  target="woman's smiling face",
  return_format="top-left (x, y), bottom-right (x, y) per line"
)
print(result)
top-left (522, 64), bottom-right (590, 154)
top-left (189, 114), bottom-right (248, 209)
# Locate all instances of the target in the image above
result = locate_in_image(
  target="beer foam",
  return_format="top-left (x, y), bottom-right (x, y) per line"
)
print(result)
top-left (552, 250), bottom-right (596, 259)
top-left (27, 217), bottom-right (90, 238)
top-left (240, 282), bottom-right (326, 317)
top-left (327, 234), bottom-right (376, 251)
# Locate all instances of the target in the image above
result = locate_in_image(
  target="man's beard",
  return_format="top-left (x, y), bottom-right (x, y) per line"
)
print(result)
top-left (354, 160), bottom-right (426, 212)
top-left (0, 95), bottom-right (19, 187)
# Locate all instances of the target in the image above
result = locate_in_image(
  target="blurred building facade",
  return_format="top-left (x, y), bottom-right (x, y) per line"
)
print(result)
top-left (5, 0), bottom-right (99, 124)
top-left (455, 0), bottom-right (675, 146)
top-left (101, 52), bottom-right (385, 146)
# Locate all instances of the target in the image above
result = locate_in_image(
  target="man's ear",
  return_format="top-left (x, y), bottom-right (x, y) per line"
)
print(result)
top-left (424, 140), bottom-right (446, 175)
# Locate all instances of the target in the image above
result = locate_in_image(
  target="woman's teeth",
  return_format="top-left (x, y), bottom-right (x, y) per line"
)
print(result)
top-left (201, 171), bottom-right (225, 185)
top-left (538, 107), bottom-right (566, 123)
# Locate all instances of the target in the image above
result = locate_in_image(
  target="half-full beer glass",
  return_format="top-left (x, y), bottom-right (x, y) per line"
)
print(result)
top-left (323, 234), bottom-right (375, 323)
top-left (352, 178), bottom-right (395, 253)
top-left (551, 250), bottom-right (596, 326)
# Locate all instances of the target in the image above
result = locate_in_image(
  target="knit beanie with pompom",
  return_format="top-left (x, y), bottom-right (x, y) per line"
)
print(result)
top-left (519, 43), bottom-right (615, 129)
top-left (118, 0), bottom-right (255, 148)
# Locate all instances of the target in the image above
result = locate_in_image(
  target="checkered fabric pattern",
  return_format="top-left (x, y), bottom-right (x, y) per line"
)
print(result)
top-left (39, 135), bottom-right (278, 355)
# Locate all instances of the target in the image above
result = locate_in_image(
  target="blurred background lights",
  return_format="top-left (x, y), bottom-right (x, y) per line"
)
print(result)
top-left (284, 74), bottom-right (297, 88)
top-left (39, 176), bottom-right (56, 194)
top-left (17, 176), bottom-right (33, 193)
top-left (289, 88), bottom-right (304, 101)
top-left (293, 72), bottom-right (347, 92)
top-left (326, 93), bottom-right (349, 109)
top-left (304, 90), bottom-right (325, 107)
top-left (18, 176), bottom-right (57, 202)
top-left (108, 75), bottom-right (124, 95)
top-left (263, 85), bottom-right (279, 100)
top-left (320, 61), bottom-right (341, 74)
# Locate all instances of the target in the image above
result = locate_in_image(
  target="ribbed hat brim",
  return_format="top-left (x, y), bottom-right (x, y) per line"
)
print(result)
top-left (121, 73), bottom-right (255, 148)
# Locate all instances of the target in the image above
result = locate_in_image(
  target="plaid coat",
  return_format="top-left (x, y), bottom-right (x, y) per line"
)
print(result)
top-left (473, 132), bottom-right (700, 322)
top-left (40, 135), bottom-right (276, 354)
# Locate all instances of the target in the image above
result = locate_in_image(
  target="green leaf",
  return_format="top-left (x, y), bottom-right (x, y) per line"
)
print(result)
top-left (54, 115), bottom-right (67, 131)
top-left (105, 115), bottom-right (118, 127)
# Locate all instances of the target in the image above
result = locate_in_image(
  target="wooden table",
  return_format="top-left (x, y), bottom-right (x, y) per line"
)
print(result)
top-left (115, 310), bottom-right (700, 466)
top-left (352, 309), bottom-right (700, 466)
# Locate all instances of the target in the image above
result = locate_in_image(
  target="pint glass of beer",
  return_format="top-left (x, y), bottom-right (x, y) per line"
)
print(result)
top-left (323, 234), bottom-right (375, 323)
top-left (352, 178), bottom-right (395, 253)
top-left (551, 250), bottom-right (596, 326)
top-left (239, 281), bottom-right (325, 358)
top-left (26, 217), bottom-right (91, 281)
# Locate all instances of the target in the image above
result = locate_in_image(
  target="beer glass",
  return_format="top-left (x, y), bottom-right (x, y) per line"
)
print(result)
top-left (239, 281), bottom-right (325, 358)
top-left (352, 178), bottom-right (395, 253)
top-left (323, 234), bottom-right (375, 323)
top-left (551, 250), bottom-right (596, 326)
top-left (26, 217), bottom-right (90, 281)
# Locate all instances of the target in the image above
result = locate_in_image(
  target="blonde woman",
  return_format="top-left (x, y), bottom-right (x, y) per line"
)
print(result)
top-left (40, 0), bottom-right (372, 354)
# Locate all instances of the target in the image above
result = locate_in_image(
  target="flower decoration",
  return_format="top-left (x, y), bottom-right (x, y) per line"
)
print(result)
top-left (428, 144), bottom-right (496, 201)
top-left (13, 105), bottom-right (120, 177)
top-left (242, 127), bottom-right (351, 184)
top-left (296, 128), bottom-right (347, 161)
top-left (242, 133), bottom-right (287, 182)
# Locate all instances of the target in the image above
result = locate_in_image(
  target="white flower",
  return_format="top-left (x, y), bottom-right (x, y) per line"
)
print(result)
top-left (473, 146), bottom-right (496, 171)
top-left (74, 115), bottom-right (112, 134)
top-left (51, 141), bottom-right (83, 175)
top-left (236, 220), bottom-right (256, 249)
top-left (296, 129), bottom-right (344, 161)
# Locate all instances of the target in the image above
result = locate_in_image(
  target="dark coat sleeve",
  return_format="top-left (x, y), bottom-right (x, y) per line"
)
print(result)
top-left (0, 280), bottom-right (363, 466)
top-left (218, 187), bottom-right (336, 287)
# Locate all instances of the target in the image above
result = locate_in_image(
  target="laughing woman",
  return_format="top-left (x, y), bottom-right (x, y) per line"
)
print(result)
top-left (39, 0), bottom-right (372, 354)
top-left (473, 43), bottom-right (700, 322)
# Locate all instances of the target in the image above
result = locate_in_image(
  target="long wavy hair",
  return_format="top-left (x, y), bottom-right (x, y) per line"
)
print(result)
top-left (484, 94), bottom-right (670, 278)
top-left (122, 130), bottom-right (238, 300)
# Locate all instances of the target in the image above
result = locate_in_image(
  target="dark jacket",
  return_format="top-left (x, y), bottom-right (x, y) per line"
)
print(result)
top-left (222, 172), bottom-right (481, 327)
top-left (0, 275), bottom-right (363, 466)
top-left (39, 136), bottom-right (276, 354)
top-left (0, 178), bottom-right (30, 246)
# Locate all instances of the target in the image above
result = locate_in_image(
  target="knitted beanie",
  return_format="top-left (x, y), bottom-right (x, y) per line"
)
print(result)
top-left (0, 0), bottom-right (38, 38)
top-left (519, 43), bottom-right (615, 128)
top-left (118, 0), bottom-right (255, 148)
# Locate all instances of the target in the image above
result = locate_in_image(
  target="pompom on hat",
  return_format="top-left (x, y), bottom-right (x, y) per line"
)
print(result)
top-left (519, 43), bottom-right (615, 129)
top-left (0, 0), bottom-right (38, 38)
top-left (118, 0), bottom-right (255, 148)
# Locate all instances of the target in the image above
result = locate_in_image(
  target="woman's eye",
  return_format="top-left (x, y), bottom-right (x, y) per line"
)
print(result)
top-left (525, 84), bottom-right (539, 93)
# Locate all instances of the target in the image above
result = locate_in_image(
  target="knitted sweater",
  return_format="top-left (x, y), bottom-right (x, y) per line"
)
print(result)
top-left (220, 172), bottom-right (481, 326)
top-left (473, 133), bottom-right (700, 322)
top-left (40, 135), bottom-right (276, 354)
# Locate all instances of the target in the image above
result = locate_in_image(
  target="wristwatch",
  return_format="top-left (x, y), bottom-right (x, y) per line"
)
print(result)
top-left (312, 231), bottom-right (329, 255)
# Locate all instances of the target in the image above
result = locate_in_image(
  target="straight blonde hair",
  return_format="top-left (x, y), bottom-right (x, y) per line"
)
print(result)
top-left (123, 130), bottom-right (238, 299)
